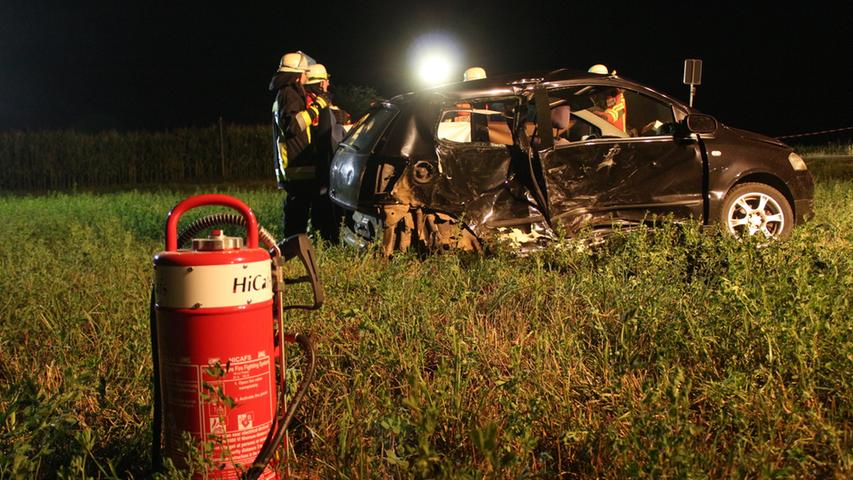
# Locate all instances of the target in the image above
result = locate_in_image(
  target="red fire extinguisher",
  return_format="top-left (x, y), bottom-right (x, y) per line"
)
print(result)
top-left (150, 194), bottom-right (322, 479)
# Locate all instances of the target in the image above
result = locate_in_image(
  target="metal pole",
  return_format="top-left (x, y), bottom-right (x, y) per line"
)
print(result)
top-left (689, 85), bottom-right (696, 108)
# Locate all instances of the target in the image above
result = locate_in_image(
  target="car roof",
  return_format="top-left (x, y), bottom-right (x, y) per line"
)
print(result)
top-left (387, 68), bottom-right (687, 112)
top-left (390, 69), bottom-right (609, 100)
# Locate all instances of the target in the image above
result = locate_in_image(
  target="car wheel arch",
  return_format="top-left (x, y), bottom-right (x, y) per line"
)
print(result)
top-left (728, 172), bottom-right (796, 219)
top-left (718, 181), bottom-right (795, 239)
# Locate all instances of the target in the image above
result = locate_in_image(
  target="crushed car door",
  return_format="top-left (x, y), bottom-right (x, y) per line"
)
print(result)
top-left (531, 85), bottom-right (704, 233)
top-left (405, 96), bottom-right (543, 236)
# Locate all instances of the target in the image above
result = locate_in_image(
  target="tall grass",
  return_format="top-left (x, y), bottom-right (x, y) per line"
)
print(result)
top-left (0, 164), bottom-right (850, 478)
top-left (792, 141), bottom-right (853, 156)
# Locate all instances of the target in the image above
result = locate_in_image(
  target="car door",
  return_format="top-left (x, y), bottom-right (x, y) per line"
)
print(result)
top-left (531, 84), bottom-right (705, 232)
top-left (405, 96), bottom-right (542, 234)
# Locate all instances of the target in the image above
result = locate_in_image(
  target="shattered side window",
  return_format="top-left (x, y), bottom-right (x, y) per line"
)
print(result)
top-left (437, 98), bottom-right (517, 146)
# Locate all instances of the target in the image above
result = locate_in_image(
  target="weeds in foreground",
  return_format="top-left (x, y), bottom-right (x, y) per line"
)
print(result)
top-left (0, 175), bottom-right (850, 478)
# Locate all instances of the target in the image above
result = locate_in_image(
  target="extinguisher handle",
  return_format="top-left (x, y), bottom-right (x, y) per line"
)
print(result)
top-left (277, 234), bottom-right (325, 309)
top-left (164, 194), bottom-right (259, 251)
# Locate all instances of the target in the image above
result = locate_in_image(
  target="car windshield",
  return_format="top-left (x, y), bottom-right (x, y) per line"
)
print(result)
top-left (340, 106), bottom-right (398, 153)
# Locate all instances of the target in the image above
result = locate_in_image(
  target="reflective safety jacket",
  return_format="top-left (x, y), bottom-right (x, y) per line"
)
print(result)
top-left (602, 91), bottom-right (627, 132)
top-left (270, 73), bottom-right (325, 187)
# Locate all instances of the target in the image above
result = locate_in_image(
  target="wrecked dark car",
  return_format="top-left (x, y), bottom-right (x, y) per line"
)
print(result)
top-left (329, 69), bottom-right (814, 254)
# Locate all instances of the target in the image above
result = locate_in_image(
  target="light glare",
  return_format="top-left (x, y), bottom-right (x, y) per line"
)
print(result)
top-left (417, 52), bottom-right (453, 85)
top-left (409, 32), bottom-right (460, 86)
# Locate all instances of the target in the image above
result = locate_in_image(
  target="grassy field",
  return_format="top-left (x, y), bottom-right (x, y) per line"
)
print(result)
top-left (0, 162), bottom-right (850, 478)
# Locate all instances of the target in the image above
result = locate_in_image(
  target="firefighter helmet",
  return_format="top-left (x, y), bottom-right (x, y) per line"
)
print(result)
top-left (305, 64), bottom-right (329, 84)
top-left (278, 52), bottom-right (310, 73)
top-left (463, 67), bottom-right (487, 81)
top-left (588, 64), bottom-right (609, 75)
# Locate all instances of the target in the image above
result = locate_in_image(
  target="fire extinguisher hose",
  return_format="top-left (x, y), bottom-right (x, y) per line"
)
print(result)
top-left (243, 332), bottom-right (315, 480)
top-left (175, 213), bottom-right (277, 250)
top-left (149, 285), bottom-right (163, 472)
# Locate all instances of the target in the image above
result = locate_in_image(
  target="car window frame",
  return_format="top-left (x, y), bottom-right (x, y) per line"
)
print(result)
top-left (434, 95), bottom-right (520, 149)
top-left (340, 103), bottom-right (400, 154)
top-left (543, 84), bottom-right (681, 150)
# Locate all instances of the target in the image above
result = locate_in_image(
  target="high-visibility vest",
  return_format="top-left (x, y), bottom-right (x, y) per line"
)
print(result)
top-left (603, 91), bottom-right (627, 132)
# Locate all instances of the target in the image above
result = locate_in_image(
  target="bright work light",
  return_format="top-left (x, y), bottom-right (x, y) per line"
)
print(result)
top-left (410, 33), bottom-right (460, 86)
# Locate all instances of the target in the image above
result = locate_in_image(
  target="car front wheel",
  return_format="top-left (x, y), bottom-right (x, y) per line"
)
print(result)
top-left (720, 182), bottom-right (793, 239)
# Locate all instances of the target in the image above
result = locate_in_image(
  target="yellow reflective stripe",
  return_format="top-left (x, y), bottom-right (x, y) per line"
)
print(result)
top-left (277, 142), bottom-right (288, 171)
top-left (606, 106), bottom-right (624, 120)
top-left (297, 111), bottom-right (311, 131)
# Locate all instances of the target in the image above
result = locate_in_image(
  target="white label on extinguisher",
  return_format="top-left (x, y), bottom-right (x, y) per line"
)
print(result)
top-left (155, 260), bottom-right (273, 309)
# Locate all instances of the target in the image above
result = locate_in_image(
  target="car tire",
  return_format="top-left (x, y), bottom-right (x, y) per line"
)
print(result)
top-left (720, 182), bottom-right (794, 240)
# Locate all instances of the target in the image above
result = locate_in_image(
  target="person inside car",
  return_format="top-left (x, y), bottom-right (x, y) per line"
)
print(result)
top-left (550, 105), bottom-right (572, 146)
top-left (592, 88), bottom-right (627, 133)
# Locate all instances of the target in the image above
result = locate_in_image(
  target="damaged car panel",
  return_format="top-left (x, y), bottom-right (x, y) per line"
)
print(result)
top-left (529, 84), bottom-right (705, 233)
top-left (329, 69), bottom-right (815, 254)
top-left (330, 104), bottom-right (401, 211)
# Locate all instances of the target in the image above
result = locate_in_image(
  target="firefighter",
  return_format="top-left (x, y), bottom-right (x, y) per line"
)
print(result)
top-left (269, 51), bottom-right (330, 237)
top-left (588, 64), bottom-right (627, 133)
top-left (305, 64), bottom-right (347, 147)
top-left (302, 63), bottom-right (346, 243)
top-left (597, 88), bottom-right (627, 133)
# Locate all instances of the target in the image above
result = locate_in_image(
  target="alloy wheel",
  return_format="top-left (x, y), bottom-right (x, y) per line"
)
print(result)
top-left (726, 192), bottom-right (786, 238)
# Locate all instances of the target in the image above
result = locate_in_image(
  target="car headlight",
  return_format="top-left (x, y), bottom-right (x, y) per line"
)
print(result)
top-left (788, 152), bottom-right (808, 171)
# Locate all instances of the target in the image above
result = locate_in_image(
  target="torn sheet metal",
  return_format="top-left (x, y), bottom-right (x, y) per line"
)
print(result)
top-left (379, 204), bottom-right (481, 255)
top-left (384, 135), bottom-right (553, 252)
top-left (537, 138), bottom-right (703, 232)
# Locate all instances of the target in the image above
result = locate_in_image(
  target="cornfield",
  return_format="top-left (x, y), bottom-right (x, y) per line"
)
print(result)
top-left (0, 125), bottom-right (273, 191)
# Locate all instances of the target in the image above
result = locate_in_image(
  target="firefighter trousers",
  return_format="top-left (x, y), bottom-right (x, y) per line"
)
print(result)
top-left (282, 180), bottom-right (342, 244)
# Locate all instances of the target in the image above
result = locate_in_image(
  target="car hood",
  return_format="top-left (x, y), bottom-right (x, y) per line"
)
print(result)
top-left (724, 125), bottom-right (789, 149)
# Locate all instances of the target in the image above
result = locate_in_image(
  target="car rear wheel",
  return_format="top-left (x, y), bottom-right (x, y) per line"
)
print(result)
top-left (720, 182), bottom-right (793, 240)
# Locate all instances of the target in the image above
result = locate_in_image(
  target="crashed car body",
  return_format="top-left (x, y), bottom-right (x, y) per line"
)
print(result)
top-left (329, 69), bottom-right (814, 254)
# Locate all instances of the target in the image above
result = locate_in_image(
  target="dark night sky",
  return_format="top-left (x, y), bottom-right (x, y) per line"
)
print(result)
top-left (1, 1), bottom-right (850, 138)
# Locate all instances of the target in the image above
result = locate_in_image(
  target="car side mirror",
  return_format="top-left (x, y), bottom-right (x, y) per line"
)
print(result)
top-left (684, 113), bottom-right (718, 134)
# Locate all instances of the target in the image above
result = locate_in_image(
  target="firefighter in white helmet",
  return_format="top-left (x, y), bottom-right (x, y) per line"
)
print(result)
top-left (463, 67), bottom-right (487, 81)
top-left (302, 63), bottom-right (348, 243)
top-left (587, 64), bottom-right (627, 132)
top-left (269, 51), bottom-right (331, 237)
